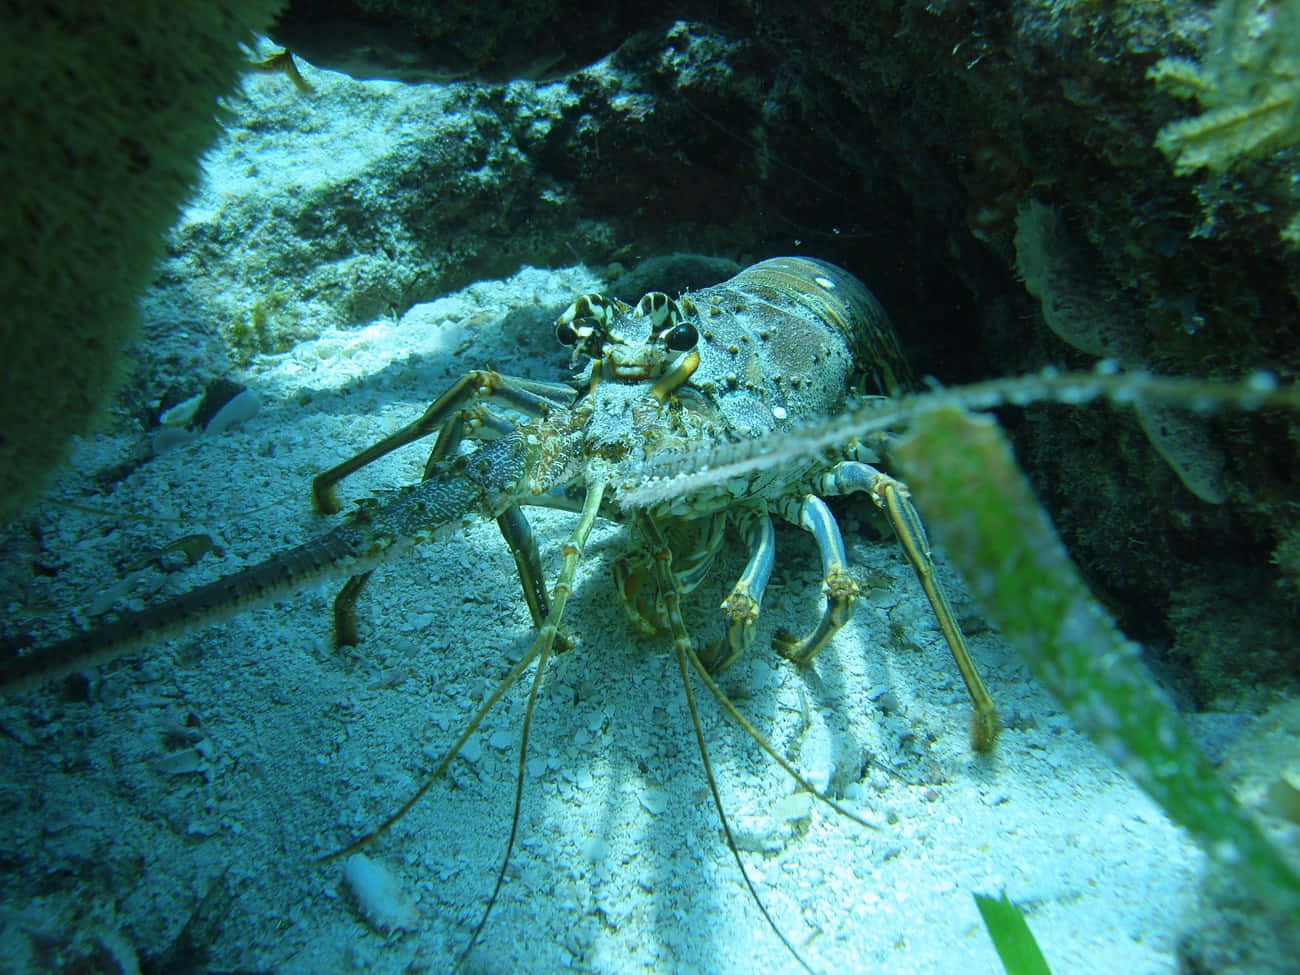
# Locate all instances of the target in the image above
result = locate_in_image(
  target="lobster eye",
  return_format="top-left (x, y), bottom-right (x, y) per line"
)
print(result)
top-left (663, 322), bottom-right (699, 352)
top-left (555, 319), bottom-right (581, 346)
top-left (557, 316), bottom-right (603, 348)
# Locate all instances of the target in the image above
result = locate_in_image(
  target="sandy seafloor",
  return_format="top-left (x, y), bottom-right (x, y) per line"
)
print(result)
top-left (0, 54), bottom-right (1216, 975)
top-left (0, 263), bottom-right (1210, 974)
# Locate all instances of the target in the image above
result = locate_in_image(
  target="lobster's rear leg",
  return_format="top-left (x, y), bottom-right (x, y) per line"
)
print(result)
top-left (701, 507), bottom-right (775, 672)
top-left (329, 486), bottom-right (553, 645)
top-left (331, 570), bottom-right (375, 647)
top-left (769, 495), bottom-right (862, 665)
top-left (815, 460), bottom-right (1000, 751)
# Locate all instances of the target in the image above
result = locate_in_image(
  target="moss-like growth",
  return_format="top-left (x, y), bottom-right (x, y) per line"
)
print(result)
top-left (1149, 0), bottom-right (1300, 175)
top-left (0, 0), bottom-right (285, 524)
top-left (894, 405), bottom-right (1300, 909)
top-left (224, 291), bottom-right (295, 364)
top-left (1149, 0), bottom-right (1300, 245)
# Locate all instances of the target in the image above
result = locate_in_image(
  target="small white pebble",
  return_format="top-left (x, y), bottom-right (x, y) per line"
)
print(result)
top-left (581, 837), bottom-right (610, 863)
top-left (458, 736), bottom-right (482, 764)
top-left (343, 853), bottom-right (420, 934)
top-left (154, 747), bottom-right (209, 777)
top-left (639, 787), bottom-right (670, 815)
top-left (204, 389), bottom-right (260, 435)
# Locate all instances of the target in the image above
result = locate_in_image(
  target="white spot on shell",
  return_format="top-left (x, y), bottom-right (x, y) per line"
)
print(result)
top-left (771, 405), bottom-right (788, 420)
top-left (814, 275), bottom-right (835, 289)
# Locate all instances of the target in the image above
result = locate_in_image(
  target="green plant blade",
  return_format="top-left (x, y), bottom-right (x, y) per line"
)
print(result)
top-left (973, 891), bottom-right (1053, 975)
top-left (893, 406), bottom-right (1300, 907)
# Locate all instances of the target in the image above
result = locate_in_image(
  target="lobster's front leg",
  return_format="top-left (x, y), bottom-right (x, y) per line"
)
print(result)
top-left (312, 371), bottom-right (575, 646)
top-left (703, 496), bottom-right (861, 676)
top-left (311, 371), bottom-right (574, 514)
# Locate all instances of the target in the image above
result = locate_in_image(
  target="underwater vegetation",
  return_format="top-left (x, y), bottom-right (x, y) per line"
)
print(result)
top-left (1149, 0), bottom-right (1300, 240)
top-left (224, 291), bottom-right (300, 364)
top-left (896, 401), bottom-right (1300, 911)
top-left (975, 890), bottom-right (1054, 975)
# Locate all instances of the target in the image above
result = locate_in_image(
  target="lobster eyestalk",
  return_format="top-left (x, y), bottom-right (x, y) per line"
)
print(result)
top-left (0, 431), bottom-right (542, 694)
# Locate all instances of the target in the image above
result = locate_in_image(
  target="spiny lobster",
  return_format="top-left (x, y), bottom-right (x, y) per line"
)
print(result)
top-left (0, 256), bottom-right (999, 971)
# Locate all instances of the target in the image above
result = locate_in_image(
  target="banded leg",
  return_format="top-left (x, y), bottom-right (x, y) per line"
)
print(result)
top-left (329, 443), bottom-right (550, 647)
top-left (457, 479), bottom-right (608, 963)
top-left (329, 420), bottom-right (542, 647)
top-left (819, 460), bottom-right (999, 752)
top-left (312, 370), bottom-right (574, 514)
top-left (770, 495), bottom-right (861, 665)
top-left (497, 506), bottom-right (549, 629)
top-left (320, 482), bottom-right (609, 871)
top-left (634, 510), bottom-right (818, 974)
top-left (699, 507), bottom-right (775, 673)
top-left (613, 513), bottom-right (727, 637)
top-left (315, 371), bottom-right (574, 647)
top-left (331, 569), bottom-right (375, 647)
top-left (331, 502), bottom-right (552, 649)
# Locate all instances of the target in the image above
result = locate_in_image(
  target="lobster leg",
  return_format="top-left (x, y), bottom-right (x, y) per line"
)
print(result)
top-left (818, 459), bottom-right (1000, 751)
top-left (457, 479), bottom-right (608, 964)
top-left (634, 510), bottom-right (818, 975)
top-left (329, 413), bottom-right (530, 646)
top-left (612, 513), bottom-right (727, 637)
top-left (701, 506), bottom-right (776, 673)
top-left (333, 474), bottom-right (551, 646)
top-left (315, 372), bottom-right (574, 645)
top-left (770, 495), bottom-right (861, 666)
top-left (311, 371), bottom-right (574, 513)
top-left (496, 505), bottom-right (549, 628)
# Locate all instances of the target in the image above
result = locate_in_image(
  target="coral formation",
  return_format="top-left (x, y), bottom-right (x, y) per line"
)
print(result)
top-left (1149, 0), bottom-right (1300, 177)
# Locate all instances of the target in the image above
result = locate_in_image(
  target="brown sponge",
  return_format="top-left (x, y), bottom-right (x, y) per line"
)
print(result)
top-left (0, 0), bottom-right (283, 524)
